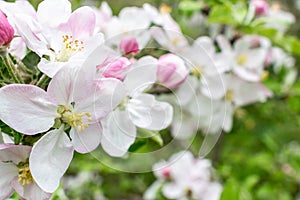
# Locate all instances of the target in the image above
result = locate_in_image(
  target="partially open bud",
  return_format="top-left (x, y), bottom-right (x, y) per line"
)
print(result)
top-left (0, 10), bottom-right (14, 47)
top-left (157, 53), bottom-right (188, 89)
top-left (119, 37), bottom-right (139, 55)
top-left (97, 57), bottom-right (131, 80)
top-left (251, 0), bottom-right (269, 16)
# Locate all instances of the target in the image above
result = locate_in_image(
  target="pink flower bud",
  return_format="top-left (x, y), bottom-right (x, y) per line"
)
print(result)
top-left (162, 168), bottom-right (171, 179)
top-left (0, 10), bottom-right (14, 46)
top-left (157, 53), bottom-right (188, 89)
top-left (251, 0), bottom-right (269, 16)
top-left (97, 57), bottom-right (131, 80)
top-left (119, 37), bottom-right (139, 55)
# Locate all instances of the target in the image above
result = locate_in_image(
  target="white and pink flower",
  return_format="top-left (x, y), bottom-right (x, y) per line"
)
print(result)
top-left (101, 56), bottom-right (173, 157)
top-left (0, 51), bottom-right (126, 192)
top-left (0, 144), bottom-right (51, 200)
top-left (144, 151), bottom-right (222, 200)
top-left (157, 53), bottom-right (189, 89)
top-left (2, 0), bottom-right (104, 77)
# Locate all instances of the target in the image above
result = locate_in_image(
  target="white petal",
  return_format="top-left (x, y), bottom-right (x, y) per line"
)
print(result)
top-left (222, 101), bottom-right (234, 132)
top-left (37, 59), bottom-right (67, 78)
top-left (101, 110), bottom-right (136, 157)
top-left (216, 35), bottom-right (232, 53)
top-left (11, 178), bottom-right (51, 200)
top-left (200, 182), bottom-right (223, 200)
top-left (0, 144), bottom-right (31, 164)
top-left (201, 74), bottom-right (226, 100)
top-left (70, 122), bottom-right (102, 154)
top-left (144, 181), bottom-right (163, 200)
top-left (175, 76), bottom-right (199, 106)
top-left (123, 56), bottom-right (158, 97)
top-left (194, 36), bottom-right (215, 55)
top-left (0, 163), bottom-right (17, 200)
top-left (171, 116), bottom-right (198, 140)
top-left (74, 78), bottom-right (126, 121)
top-left (47, 64), bottom-right (78, 106)
top-left (30, 128), bottom-right (74, 193)
top-left (37, 0), bottom-right (71, 28)
top-left (162, 183), bottom-right (185, 199)
top-left (77, 33), bottom-right (104, 58)
top-left (127, 94), bottom-right (173, 130)
top-left (0, 85), bottom-right (57, 135)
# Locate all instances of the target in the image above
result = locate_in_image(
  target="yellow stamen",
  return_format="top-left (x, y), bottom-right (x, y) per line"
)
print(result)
top-left (56, 35), bottom-right (85, 62)
top-left (225, 90), bottom-right (234, 101)
top-left (171, 36), bottom-right (182, 46)
top-left (237, 53), bottom-right (248, 65)
top-left (159, 3), bottom-right (172, 14)
top-left (62, 111), bottom-right (92, 132)
top-left (18, 164), bottom-right (33, 186)
top-left (260, 70), bottom-right (269, 81)
top-left (191, 66), bottom-right (202, 79)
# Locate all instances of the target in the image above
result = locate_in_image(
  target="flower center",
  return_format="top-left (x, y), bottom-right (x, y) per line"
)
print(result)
top-left (260, 70), bottom-right (269, 81)
top-left (18, 164), bottom-right (33, 186)
top-left (171, 36), bottom-right (182, 46)
top-left (55, 35), bottom-right (84, 62)
top-left (237, 53), bottom-right (248, 65)
top-left (118, 97), bottom-right (130, 111)
top-left (225, 90), bottom-right (234, 101)
top-left (191, 65), bottom-right (202, 79)
top-left (61, 110), bottom-right (92, 132)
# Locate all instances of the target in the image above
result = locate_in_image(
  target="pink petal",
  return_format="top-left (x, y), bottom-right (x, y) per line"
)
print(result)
top-left (59, 6), bottom-right (96, 39)
top-left (0, 85), bottom-right (57, 135)
top-left (157, 53), bottom-right (188, 88)
top-left (70, 122), bottom-right (102, 154)
top-left (12, 14), bottom-right (49, 57)
top-left (30, 128), bottom-right (74, 193)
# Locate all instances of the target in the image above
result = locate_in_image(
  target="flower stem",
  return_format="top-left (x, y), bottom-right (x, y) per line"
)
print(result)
top-left (36, 74), bottom-right (50, 87)
top-left (16, 58), bottom-right (33, 75)
top-left (3, 53), bottom-right (24, 84)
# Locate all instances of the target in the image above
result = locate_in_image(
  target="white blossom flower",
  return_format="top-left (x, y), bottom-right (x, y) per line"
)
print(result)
top-left (0, 144), bottom-right (51, 200)
top-left (144, 151), bottom-right (222, 200)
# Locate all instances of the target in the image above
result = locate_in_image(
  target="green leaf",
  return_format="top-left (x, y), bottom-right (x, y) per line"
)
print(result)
top-left (179, 1), bottom-right (203, 12)
top-left (221, 179), bottom-right (240, 200)
top-left (137, 128), bottom-right (164, 146)
top-left (208, 5), bottom-right (238, 25)
top-left (22, 51), bottom-right (40, 70)
top-left (128, 140), bottom-right (147, 152)
top-left (208, 3), bottom-right (247, 25)
top-left (13, 132), bottom-right (23, 145)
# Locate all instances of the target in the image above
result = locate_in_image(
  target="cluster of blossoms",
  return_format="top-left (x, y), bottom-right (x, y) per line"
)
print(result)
top-left (144, 151), bottom-right (222, 200)
top-left (0, 0), bottom-right (296, 199)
